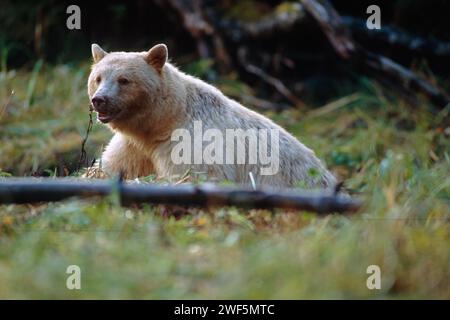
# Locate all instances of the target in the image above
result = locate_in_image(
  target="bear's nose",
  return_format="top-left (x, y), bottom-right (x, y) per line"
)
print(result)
top-left (91, 96), bottom-right (107, 109)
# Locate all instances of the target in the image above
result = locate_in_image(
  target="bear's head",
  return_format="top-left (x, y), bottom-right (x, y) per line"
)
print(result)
top-left (87, 43), bottom-right (168, 127)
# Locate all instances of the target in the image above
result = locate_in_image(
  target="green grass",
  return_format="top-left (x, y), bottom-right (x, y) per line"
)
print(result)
top-left (0, 63), bottom-right (449, 299)
top-left (0, 62), bottom-right (110, 175)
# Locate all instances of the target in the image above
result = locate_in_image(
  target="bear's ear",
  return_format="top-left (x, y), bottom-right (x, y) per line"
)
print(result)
top-left (91, 44), bottom-right (108, 63)
top-left (145, 44), bottom-right (168, 72)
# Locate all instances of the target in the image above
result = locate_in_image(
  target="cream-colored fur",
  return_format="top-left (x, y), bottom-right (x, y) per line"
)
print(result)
top-left (87, 44), bottom-right (336, 189)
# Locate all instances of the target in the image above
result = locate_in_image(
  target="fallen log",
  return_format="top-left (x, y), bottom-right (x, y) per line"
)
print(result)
top-left (0, 178), bottom-right (362, 214)
top-left (215, 5), bottom-right (450, 59)
top-left (342, 16), bottom-right (450, 58)
top-left (200, 0), bottom-right (450, 110)
top-left (300, 0), bottom-right (450, 110)
top-left (208, 2), bottom-right (307, 42)
top-left (358, 48), bottom-right (450, 108)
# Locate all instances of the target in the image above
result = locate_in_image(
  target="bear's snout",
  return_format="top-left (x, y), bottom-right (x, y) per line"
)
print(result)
top-left (91, 95), bottom-right (119, 123)
top-left (91, 96), bottom-right (107, 110)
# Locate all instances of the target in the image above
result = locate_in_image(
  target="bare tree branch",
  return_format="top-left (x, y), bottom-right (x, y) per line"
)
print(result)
top-left (209, 2), bottom-right (307, 41)
top-left (300, 0), bottom-right (450, 110)
top-left (238, 47), bottom-right (307, 109)
top-left (163, 0), bottom-right (232, 70)
top-left (342, 16), bottom-right (450, 58)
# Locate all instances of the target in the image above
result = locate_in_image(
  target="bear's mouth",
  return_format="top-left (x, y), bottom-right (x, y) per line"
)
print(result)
top-left (96, 111), bottom-right (118, 123)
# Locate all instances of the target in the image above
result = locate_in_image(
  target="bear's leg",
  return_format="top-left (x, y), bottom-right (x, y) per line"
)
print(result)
top-left (100, 133), bottom-right (154, 179)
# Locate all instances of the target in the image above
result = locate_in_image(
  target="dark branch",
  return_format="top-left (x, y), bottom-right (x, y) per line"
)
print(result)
top-left (238, 47), bottom-right (307, 109)
top-left (300, 0), bottom-right (450, 110)
top-left (342, 16), bottom-right (450, 58)
top-left (208, 2), bottom-right (307, 42)
top-left (0, 178), bottom-right (362, 214)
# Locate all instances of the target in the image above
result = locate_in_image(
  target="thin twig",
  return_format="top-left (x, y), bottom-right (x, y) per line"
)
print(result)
top-left (0, 90), bottom-right (14, 120)
top-left (78, 106), bottom-right (94, 170)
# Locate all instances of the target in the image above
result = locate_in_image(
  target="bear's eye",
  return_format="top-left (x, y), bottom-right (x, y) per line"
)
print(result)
top-left (118, 77), bottom-right (130, 85)
top-left (96, 76), bottom-right (101, 84)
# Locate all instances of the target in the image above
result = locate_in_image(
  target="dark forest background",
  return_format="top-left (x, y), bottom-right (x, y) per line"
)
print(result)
top-left (3, 0), bottom-right (450, 64)
top-left (2, 0), bottom-right (450, 106)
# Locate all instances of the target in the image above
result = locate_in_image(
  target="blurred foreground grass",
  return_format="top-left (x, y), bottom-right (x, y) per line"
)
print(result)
top-left (0, 62), bottom-right (449, 298)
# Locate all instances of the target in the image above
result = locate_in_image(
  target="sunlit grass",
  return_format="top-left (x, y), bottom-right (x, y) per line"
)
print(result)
top-left (0, 63), bottom-right (448, 298)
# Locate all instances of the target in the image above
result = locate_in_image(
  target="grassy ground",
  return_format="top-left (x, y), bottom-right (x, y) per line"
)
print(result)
top-left (0, 62), bottom-right (449, 299)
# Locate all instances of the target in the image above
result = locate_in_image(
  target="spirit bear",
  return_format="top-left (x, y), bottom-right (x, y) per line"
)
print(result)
top-left (87, 43), bottom-right (336, 189)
